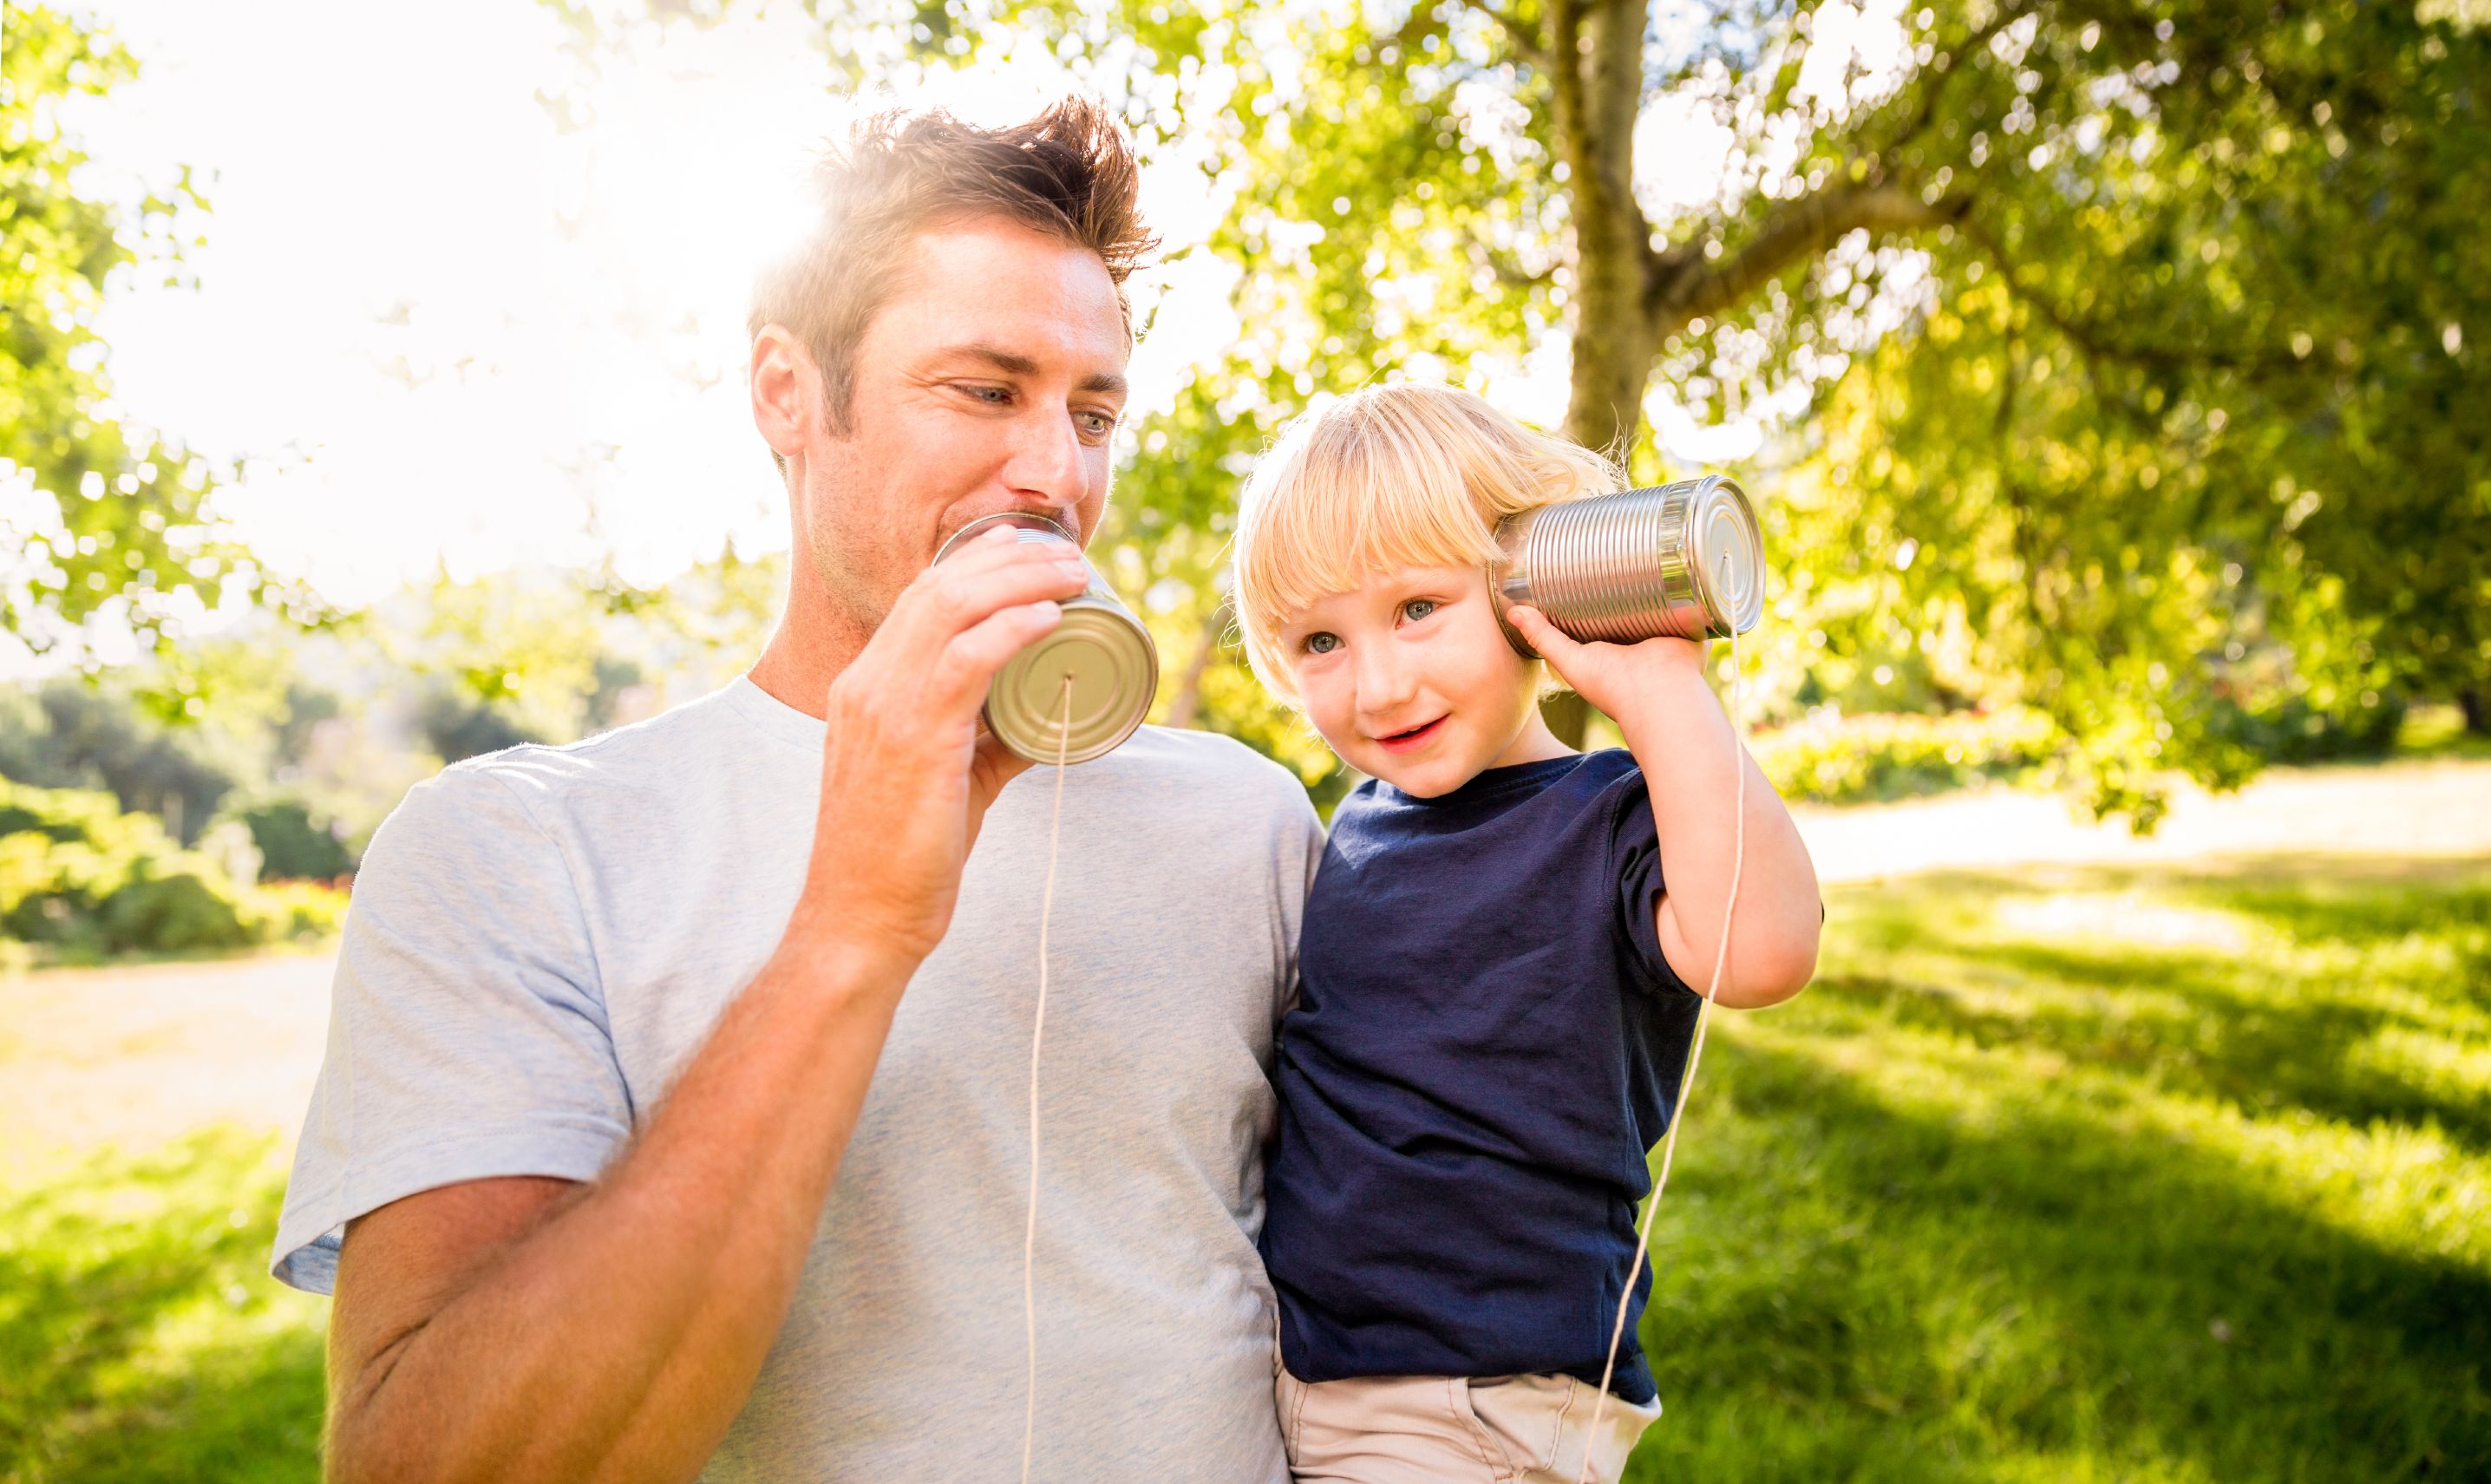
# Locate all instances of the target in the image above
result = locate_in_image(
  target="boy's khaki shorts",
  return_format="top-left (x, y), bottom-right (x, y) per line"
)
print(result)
top-left (1274, 1363), bottom-right (1662, 1484)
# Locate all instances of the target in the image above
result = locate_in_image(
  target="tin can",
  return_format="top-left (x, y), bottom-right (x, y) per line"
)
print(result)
top-left (932, 512), bottom-right (1159, 764)
top-left (1491, 475), bottom-right (1765, 655)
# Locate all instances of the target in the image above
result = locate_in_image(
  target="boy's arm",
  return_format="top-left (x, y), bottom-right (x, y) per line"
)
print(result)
top-left (1507, 608), bottom-right (1821, 1009)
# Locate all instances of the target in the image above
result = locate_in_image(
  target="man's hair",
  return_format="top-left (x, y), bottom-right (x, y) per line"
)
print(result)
top-left (750, 96), bottom-right (1157, 441)
top-left (1231, 382), bottom-right (1621, 706)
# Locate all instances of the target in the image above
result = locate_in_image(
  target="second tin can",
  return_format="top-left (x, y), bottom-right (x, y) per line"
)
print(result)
top-left (932, 512), bottom-right (1159, 765)
top-left (1491, 475), bottom-right (1765, 654)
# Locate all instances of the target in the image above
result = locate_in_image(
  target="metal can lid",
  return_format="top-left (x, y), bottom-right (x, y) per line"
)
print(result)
top-left (1684, 475), bottom-right (1765, 635)
top-left (986, 601), bottom-right (1159, 764)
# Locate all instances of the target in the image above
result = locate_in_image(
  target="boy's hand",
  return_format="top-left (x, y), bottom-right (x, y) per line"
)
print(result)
top-left (1505, 605), bottom-right (1710, 726)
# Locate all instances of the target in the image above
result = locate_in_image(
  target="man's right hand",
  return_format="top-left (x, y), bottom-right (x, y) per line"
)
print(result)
top-left (786, 522), bottom-right (1090, 967)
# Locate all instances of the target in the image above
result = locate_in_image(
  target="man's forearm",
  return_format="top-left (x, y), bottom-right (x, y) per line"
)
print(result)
top-left (330, 936), bottom-right (917, 1484)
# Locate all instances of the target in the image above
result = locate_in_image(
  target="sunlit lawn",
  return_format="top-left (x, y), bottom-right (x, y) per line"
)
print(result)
top-left (3, 858), bottom-right (2485, 1482)
top-left (1629, 857), bottom-right (2491, 1482)
top-left (0, 1132), bottom-right (322, 1483)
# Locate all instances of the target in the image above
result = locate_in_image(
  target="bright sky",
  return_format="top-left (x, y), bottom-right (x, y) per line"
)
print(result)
top-left (62, 0), bottom-right (1892, 624)
top-left (69, 0), bottom-right (1251, 612)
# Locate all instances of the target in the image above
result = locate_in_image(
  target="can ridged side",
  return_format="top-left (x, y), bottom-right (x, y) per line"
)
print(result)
top-left (1494, 476), bottom-right (1763, 650)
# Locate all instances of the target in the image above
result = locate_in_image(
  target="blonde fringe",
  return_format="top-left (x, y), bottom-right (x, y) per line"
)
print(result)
top-left (1232, 383), bottom-right (1618, 705)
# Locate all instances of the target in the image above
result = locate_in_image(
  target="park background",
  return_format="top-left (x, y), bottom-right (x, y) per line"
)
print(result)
top-left (3, 0), bottom-right (2486, 1479)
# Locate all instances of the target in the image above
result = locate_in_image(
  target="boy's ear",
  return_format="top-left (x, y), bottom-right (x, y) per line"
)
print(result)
top-left (1489, 569), bottom-right (1540, 661)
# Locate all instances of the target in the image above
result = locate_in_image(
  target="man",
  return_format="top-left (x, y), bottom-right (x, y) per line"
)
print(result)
top-left (270, 99), bottom-right (1322, 1483)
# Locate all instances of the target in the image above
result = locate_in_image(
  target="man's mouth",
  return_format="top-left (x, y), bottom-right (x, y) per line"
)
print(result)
top-left (1374, 716), bottom-right (1447, 752)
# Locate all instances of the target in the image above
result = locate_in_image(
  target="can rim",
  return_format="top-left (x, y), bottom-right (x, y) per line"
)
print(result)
top-left (984, 603), bottom-right (1159, 764)
top-left (1686, 475), bottom-right (1765, 635)
top-left (933, 510), bottom-right (1078, 565)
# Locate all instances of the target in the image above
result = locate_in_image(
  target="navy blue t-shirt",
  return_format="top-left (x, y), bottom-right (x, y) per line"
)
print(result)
top-left (1260, 749), bottom-right (1701, 1406)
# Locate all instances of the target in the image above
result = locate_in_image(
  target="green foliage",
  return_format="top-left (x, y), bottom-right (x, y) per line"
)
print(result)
top-left (802, 0), bottom-right (2491, 816)
top-left (0, 680), bottom-right (237, 843)
top-left (1750, 703), bottom-right (2059, 804)
top-left (215, 796), bottom-right (355, 882)
top-left (0, 778), bottom-right (251, 954)
top-left (0, 1128), bottom-right (324, 1484)
top-left (0, 5), bottom-right (276, 655)
top-left (0, 777), bottom-right (341, 961)
top-left (2206, 690), bottom-right (2408, 768)
top-left (246, 878), bottom-right (349, 941)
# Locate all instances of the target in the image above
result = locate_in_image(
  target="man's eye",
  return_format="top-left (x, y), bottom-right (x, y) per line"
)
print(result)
top-left (1402, 598), bottom-right (1438, 622)
top-left (965, 385), bottom-right (1010, 404)
top-left (1077, 410), bottom-right (1116, 436)
top-left (1304, 632), bottom-right (1341, 656)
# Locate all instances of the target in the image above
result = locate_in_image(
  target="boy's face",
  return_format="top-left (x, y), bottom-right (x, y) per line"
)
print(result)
top-left (1278, 562), bottom-right (1552, 798)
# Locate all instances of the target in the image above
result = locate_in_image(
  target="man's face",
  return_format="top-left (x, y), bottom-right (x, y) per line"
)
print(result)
top-left (1278, 562), bottom-right (1549, 799)
top-left (801, 216), bottom-right (1130, 630)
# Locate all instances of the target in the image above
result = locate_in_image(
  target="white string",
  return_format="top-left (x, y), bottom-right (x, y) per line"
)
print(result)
top-left (1020, 676), bottom-right (1076, 1484)
top-left (1579, 565), bottom-right (1749, 1481)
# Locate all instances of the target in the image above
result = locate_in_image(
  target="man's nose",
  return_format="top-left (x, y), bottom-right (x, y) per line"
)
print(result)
top-left (1003, 403), bottom-right (1088, 515)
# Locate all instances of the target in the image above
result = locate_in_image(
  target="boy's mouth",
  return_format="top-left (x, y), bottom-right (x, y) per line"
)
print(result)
top-left (1374, 716), bottom-right (1447, 753)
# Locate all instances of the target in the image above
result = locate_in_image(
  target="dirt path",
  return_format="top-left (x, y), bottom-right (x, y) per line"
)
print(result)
top-left (5, 756), bottom-right (2486, 1166)
top-left (0, 949), bottom-right (339, 1170)
top-left (1796, 755), bottom-right (2491, 883)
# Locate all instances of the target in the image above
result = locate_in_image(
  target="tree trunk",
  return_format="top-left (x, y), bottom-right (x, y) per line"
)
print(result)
top-left (2462, 686), bottom-right (2490, 736)
top-left (1546, 0), bottom-right (1655, 748)
top-left (1554, 0), bottom-right (1658, 471)
top-left (1163, 600), bottom-right (1232, 731)
top-left (1535, 0), bottom-right (1965, 747)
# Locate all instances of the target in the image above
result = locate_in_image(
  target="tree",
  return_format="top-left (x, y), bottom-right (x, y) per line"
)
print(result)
top-left (0, 3), bottom-right (274, 657)
top-left (550, 0), bottom-right (2491, 815)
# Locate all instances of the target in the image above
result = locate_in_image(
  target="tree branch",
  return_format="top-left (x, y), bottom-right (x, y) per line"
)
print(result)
top-left (1958, 215), bottom-right (2293, 375)
top-left (1865, 7), bottom-right (2024, 171)
top-left (1656, 182), bottom-right (1970, 327)
top-left (1469, 229), bottom-right (1558, 288)
top-left (1461, 0), bottom-right (1546, 68)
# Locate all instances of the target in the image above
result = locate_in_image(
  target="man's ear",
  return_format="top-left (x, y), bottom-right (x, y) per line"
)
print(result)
top-left (751, 325), bottom-right (821, 465)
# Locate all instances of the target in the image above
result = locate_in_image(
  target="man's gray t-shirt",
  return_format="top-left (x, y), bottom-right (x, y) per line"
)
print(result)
top-left (271, 677), bottom-right (1323, 1482)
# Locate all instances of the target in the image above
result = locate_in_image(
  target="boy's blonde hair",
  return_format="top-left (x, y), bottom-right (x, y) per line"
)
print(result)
top-left (1232, 382), bottom-right (1621, 704)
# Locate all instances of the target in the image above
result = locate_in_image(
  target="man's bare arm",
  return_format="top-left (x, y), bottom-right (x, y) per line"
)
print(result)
top-left (322, 530), bottom-right (1089, 1484)
top-left (326, 938), bottom-right (912, 1484)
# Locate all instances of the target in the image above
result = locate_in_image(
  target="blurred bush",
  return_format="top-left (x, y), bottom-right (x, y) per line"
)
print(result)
top-left (0, 778), bottom-right (347, 963)
top-left (1752, 706), bottom-right (2062, 805)
top-left (2205, 693), bottom-right (2409, 766)
top-left (217, 794), bottom-right (357, 881)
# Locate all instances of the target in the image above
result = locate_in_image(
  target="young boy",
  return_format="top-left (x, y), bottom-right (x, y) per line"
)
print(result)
top-left (1234, 383), bottom-right (1825, 1484)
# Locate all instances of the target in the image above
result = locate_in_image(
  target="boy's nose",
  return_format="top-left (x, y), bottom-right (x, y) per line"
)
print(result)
top-left (1353, 643), bottom-right (1418, 719)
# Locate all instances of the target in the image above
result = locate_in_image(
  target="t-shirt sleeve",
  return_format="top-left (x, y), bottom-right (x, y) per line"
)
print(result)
top-left (268, 764), bottom-right (634, 1294)
top-left (1272, 772), bottom-right (1327, 1022)
top-left (1610, 779), bottom-right (1699, 1000)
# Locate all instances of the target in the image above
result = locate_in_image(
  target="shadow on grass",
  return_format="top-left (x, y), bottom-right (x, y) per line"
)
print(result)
top-left (1628, 1036), bottom-right (2491, 1483)
top-left (1819, 862), bottom-right (2491, 1149)
top-left (1621, 857), bottom-right (2491, 1483)
top-left (0, 1128), bottom-right (324, 1484)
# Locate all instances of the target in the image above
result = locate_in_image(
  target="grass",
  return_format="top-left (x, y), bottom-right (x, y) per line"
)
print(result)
top-left (0, 858), bottom-right (2483, 1481)
top-left (0, 1130), bottom-right (324, 1484)
top-left (1625, 857), bottom-right (2491, 1482)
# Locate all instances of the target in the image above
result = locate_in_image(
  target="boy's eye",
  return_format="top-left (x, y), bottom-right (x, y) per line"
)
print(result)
top-left (1304, 632), bottom-right (1342, 656)
top-left (1401, 598), bottom-right (1439, 622)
